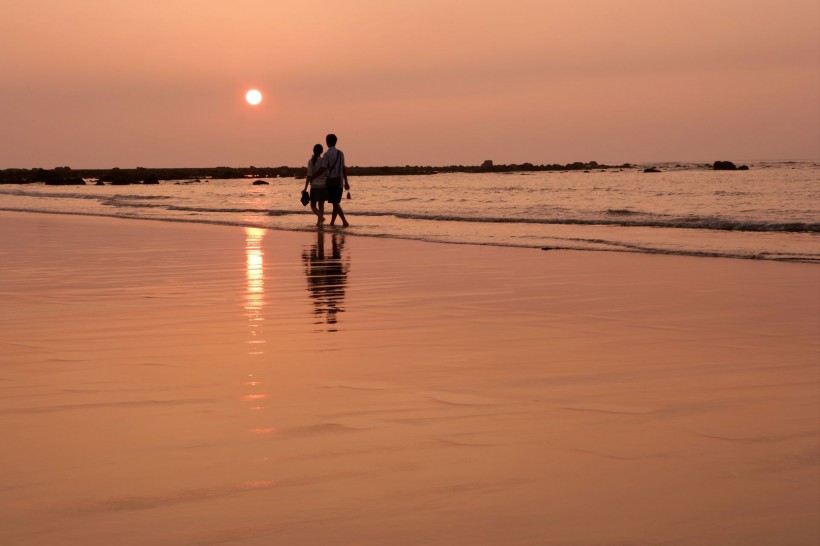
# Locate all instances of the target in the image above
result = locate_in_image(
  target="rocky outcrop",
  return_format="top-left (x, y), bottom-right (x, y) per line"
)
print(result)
top-left (713, 161), bottom-right (750, 171)
top-left (34, 169), bottom-right (86, 185)
top-left (44, 177), bottom-right (86, 185)
top-left (101, 170), bottom-right (140, 185)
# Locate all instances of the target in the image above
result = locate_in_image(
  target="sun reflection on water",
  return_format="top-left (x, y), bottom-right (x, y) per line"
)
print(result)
top-left (244, 227), bottom-right (266, 354)
top-left (242, 227), bottom-right (269, 411)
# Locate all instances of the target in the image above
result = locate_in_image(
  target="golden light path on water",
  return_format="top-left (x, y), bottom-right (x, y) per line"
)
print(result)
top-left (243, 227), bottom-right (268, 411)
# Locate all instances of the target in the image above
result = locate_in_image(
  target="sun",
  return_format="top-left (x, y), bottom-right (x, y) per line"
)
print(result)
top-left (245, 89), bottom-right (263, 106)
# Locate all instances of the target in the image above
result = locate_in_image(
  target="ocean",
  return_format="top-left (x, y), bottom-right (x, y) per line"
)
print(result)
top-left (1, 161), bottom-right (818, 262)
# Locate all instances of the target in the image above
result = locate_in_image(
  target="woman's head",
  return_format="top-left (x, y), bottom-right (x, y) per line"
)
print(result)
top-left (313, 144), bottom-right (323, 156)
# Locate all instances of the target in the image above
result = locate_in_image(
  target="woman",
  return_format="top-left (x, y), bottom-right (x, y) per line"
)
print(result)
top-left (304, 144), bottom-right (327, 227)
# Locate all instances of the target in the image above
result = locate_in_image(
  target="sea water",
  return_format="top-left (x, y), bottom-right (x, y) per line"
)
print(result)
top-left (1, 161), bottom-right (818, 262)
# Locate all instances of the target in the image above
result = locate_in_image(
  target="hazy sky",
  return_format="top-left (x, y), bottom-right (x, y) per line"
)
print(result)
top-left (1, 0), bottom-right (818, 168)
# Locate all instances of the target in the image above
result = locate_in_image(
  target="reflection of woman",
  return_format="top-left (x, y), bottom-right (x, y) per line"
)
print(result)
top-left (303, 144), bottom-right (327, 227)
top-left (302, 231), bottom-right (349, 329)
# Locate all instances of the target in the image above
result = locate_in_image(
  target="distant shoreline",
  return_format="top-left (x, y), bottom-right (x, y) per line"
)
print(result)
top-left (1, 159), bottom-right (796, 185)
top-left (0, 161), bottom-right (638, 185)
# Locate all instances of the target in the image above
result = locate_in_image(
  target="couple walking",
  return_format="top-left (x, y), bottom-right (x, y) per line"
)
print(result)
top-left (303, 133), bottom-right (350, 228)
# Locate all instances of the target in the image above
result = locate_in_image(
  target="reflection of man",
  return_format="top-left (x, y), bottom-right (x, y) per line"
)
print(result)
top-left (302, 231), bottom-right (349, 329)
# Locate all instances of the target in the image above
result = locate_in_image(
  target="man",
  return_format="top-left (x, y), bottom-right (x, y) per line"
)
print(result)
top-left (315, 133), bottom-right (350, 227)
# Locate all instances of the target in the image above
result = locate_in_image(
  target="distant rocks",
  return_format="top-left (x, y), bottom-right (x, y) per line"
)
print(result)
top-left (34, 169), bottom-right (86, 185)
top-left (0, 161), bottom-right (645, 186)
top-left (100, 170), bottom-right (162, 185)
top-left (713, 161), bottom-right (749, 171)
top-left (644, 167), bottom-right (661, 173)
top-left (252, 180), bottom-right (269, 185)
top-left (44, 177), bottom-right (86, 185)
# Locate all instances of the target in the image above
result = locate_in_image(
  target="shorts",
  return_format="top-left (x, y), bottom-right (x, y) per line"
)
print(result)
top-left (310, 186), bottom-right (328, 202)
top-left (327, 178), bottom-right (343, 204)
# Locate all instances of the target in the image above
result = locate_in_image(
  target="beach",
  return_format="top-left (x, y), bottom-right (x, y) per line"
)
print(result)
top-left (0, 210), bottom-right (818, 545)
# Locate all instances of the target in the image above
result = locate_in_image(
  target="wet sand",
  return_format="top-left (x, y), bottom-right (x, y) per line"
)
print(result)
top-left (0, 211), bottom-right (817, 545)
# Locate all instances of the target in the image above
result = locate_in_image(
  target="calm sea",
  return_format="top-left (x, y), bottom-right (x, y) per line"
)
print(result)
top-left (1, 161), bottom-right (818, 262)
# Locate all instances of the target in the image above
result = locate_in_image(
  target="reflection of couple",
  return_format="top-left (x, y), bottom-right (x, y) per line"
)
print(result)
top-left (302, 231), bottom-right (349, 328)
top-left (303, 133), bottom-right (350, 228)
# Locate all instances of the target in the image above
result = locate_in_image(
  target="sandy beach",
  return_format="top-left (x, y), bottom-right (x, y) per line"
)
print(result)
top-left (0, 211), bottom-right (817, 545)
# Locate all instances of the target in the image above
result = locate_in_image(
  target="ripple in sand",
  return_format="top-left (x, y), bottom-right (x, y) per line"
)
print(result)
top-left (81, 480), bottom-right (278, 513)
top-left (0, 398), bottom-right (215, 414)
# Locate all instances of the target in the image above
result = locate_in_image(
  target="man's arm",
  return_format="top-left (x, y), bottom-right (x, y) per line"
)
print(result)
top-left (309, 154), bottom-right (330, 182)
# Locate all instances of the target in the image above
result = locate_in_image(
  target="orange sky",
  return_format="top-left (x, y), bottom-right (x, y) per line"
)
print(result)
top-left (1, 0), bottom-right (817, 168)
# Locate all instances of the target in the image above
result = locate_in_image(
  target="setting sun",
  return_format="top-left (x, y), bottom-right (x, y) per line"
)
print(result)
top-left (245, 89), bottom-right (262, 105)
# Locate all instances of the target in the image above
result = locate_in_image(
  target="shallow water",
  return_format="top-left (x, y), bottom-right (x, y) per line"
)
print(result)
top-left (1, 214), bottom-right (818, 545)
top-left (1, 161), bottom-right (818, 261)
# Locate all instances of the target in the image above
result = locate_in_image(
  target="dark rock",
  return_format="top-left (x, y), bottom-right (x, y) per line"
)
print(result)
top-left (738, 165), bottom-right (750, 170)
top-left (45, 177), bottom-right (86, 185)
top-left (713, 161), bottom-right (738, 170)
top-left (252, 180), bottom-right (269, 185)
top-left (480, 160), bottom-right (493, 170)
top-left (101, 170), bottom-right (141, 185)
top-left (142, 176), bottom-right (160, 184)
top-left (644, 167), bottom-right (661, 173)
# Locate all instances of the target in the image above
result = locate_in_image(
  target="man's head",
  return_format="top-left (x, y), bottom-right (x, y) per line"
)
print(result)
top-left (326, 134), bottom-right (338, 147)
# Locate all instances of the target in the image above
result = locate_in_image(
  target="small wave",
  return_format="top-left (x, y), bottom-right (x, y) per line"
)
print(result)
top-left (0, 188), bottom-right (104, 200)
top-left (543, 237), bottom-right (820, 263)
top-left (606, 209), bottom-right (640, 216)
top-left (0, 188), bottom-right (172, 202)
top-left (102, 200), bottom-right (168, 209)
top-left (713, 191), bottom-right (752, 196)
top-left (168, 205), bottom-right (272, 214)
top-left (111, 194), bottom-right (171, 201)
top-left (346, 210), bottom-right (820, 233)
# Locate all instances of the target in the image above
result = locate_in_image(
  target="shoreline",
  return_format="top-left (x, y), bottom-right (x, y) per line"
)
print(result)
top-left (1, 211), bottom-right (818, 545)
top-left (2, 208), bottom-right (818, 265)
